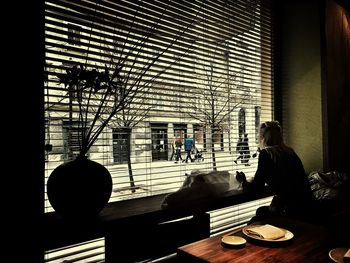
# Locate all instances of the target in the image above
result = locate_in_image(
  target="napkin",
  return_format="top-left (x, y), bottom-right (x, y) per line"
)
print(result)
top-left (246, 224), bottom-right (287, 240)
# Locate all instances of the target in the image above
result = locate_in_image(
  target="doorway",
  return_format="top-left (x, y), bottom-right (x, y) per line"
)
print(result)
top-left (151, 124), bottom-right (168, 161)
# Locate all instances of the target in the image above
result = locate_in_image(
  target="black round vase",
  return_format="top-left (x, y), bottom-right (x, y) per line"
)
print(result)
top-left (47, 157), bottom-right (112, 218)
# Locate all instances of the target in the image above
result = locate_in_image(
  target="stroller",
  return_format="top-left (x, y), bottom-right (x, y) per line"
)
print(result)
top-left (193, 147), bottom-right (204, 162)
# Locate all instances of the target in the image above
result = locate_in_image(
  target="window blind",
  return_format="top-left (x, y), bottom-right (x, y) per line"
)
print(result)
top-left (44, 0), bottom-right (273, 261)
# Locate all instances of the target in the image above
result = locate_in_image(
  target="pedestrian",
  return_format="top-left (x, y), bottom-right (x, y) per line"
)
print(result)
top-left (155, 144), bottom-right (162, 160)
top-left (183, 135), bottom-right (194, 163)
top-left (234, 133), bottom-right (250, 166)
top-left (241, 133), bottom-right (251, 166)
top-left (174, 138), bottom-right (183, 163)
top-left (169, 137), bottom-right (176, 161)
top-left (234, 135), bottom-right (243, 164)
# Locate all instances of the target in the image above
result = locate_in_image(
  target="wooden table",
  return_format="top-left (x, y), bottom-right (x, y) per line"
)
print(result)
top-left (177, 217), bottom-right (339, 263)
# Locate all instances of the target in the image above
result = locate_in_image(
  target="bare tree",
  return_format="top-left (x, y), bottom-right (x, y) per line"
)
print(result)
top-left (98, 1), bottom-right (204, 192)
top-left (182, 60), bottom-right (248, 171)
top-left (108, 96), bottom-right (152, 193)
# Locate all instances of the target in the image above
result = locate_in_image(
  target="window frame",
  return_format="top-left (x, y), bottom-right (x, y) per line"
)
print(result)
top-left (43, 0), bottom-right (274, 261)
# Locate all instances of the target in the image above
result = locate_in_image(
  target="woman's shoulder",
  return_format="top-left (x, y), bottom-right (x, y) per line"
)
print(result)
top-left (261, 146), bottom-right (297, 160)
top-left (259, 148), bottom-right (270, 155)
top-left (263, 145), bottom-right (295, 153)
top-left (258, 148), bottom-right (272, 161)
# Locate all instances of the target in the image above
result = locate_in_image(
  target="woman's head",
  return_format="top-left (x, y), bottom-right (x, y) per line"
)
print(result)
top-left (259, 121), bottom-right (284, 149)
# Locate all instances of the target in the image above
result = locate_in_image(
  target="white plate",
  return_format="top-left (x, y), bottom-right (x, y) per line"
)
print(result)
top-left (242, 225), bottom-right (294, 242)
top-left (329, 248), bottom-right (349, 263)
top-left (221, 235), bottom-right (246, 246)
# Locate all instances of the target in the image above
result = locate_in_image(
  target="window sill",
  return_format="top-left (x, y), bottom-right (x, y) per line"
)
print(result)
top-left (43, 188), bottom-right (272, 251)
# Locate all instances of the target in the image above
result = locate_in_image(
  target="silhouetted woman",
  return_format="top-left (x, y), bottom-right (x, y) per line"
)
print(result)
top-left (236, 121), bottom-right (318, 223)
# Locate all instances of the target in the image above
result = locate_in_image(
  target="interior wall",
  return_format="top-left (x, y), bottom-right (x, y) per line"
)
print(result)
top-left (10, 1), bottom-right (46, 262)
top-left (323, 0), bottom-right (350, 173)
top-left (274, 0), bottom-right (323, 173)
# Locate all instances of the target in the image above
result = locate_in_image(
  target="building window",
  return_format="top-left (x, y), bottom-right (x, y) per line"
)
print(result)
top-left (194, 124), bottom-right (206, 150)
top-left (112, 128), bottom-right (129, 164)
top-left (67, 23), bottom-right (81, 45)
top-left (62, 121), bottom-right (86, 161)
top-left (151, 123), bottom-right (168, 161)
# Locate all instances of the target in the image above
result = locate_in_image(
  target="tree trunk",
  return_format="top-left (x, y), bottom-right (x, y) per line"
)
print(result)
top-left (211, 128), bottom-right (217, 171)
top-left (126, 129), bottom-right (136, 193)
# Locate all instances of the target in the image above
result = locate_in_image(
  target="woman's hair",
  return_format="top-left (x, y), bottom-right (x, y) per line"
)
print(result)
top-left (259, 121), bottom-right (293, 160)
top-left (260, 121), bottom-right (283, 147)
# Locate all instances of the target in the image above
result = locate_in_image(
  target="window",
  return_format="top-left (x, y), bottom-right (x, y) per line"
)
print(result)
top-left (67, 23), bottom-right (81, 45)
top-left (112, 128), bottom-right (129, 164)
top-left (151, 123), bottom-right (168, 161)
top-left (194, 124), bottom-right (205, 149)
top-left (44, 0), bottom-right (273, 261)
top-left (62, 120), bottom-right (88, 161)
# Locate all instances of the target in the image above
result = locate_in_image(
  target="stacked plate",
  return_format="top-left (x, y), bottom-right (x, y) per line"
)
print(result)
top-left (242, 224), bottom-right (294, 242)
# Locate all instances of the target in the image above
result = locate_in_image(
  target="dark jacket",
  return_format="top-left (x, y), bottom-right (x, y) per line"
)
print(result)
top-left (184, 137), bottom-right (194, 151)
top-left (242, 147), bottom-right (316, 216)
top-left (175, 139), bottom-right (182, 148)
